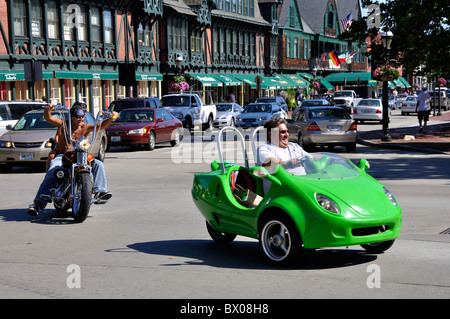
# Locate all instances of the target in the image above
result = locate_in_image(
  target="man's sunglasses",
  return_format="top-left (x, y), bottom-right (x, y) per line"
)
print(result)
top-left (279, 130), bottom-right (288, 134)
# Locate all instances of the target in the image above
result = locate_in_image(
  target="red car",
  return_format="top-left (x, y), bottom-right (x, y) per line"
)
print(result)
top-left (106, 108), bottom-right (183, 151)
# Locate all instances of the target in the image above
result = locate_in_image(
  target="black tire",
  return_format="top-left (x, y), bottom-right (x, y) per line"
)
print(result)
top-left (346, 142), bottom-right (356, 152)
top-left (170, 129), bottom-right (180, 147)
top-left (206, 221), bottom-right (237, 244)
top-left (361, 239), bottom-right (395, 254)
top-left (202, 115), bottom-right (213, 131)
top-left (97, 138), bottom-right (106, 162)
top-left (145, 131), bottom-right (156, 151)
top-left (184, 118), bottom-right (193, 133)
top-left (72, 172), bottom-right (93, 223)
top-left (259, 214), bottom-right (303, 266)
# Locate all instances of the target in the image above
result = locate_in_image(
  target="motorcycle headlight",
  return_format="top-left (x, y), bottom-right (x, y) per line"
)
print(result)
top-left (316, 194), bottom-right (340, 214)
top-left (79, 139), bottom-right (91, 151)
top-left (0, 140), bottom-right (12, 148)
top-left (383, 187), bottom-right (398, 206)
top-left (128, 128), bottom-right (147, 134)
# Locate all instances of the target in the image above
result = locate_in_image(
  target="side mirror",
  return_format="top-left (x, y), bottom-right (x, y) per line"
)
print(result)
top-left (358, 159), bottom-right (370, 171)
top-left (251, 166), bottom-right (282, 186)
top-left (192, 103), bottom-right (198, 107)
top-left (6, 124), bottom-right (12, 130)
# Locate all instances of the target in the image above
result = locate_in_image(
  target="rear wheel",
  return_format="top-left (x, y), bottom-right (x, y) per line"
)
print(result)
top-left (259, 214), bottom-right (303, 266)
top-left (206, 221), bottom-right (237, 244)
top-left (170, 129), bottom-right (180, 147)
top-left (145, 131), bottom-right (156, 151)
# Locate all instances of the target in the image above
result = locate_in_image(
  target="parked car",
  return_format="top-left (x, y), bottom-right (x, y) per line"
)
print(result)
top-left (214, 103), bottom-right (243, 127)
top-left (255, 96), bottom-right (288, 112)
top-left (429, 90), bottom-right (449, 111)
top-left (287, 106), bottom-right (357, 152)
top-left (401, 95), bottom-right (418, 115)
top-left (0, 109), bottom-right (107, 172)
top-left (0, 101), bottom-right (46, 135)
top-left (108, 97), bottom-right (162, 113)
top-left (236, 103), bottom-right (286, 128)
top-left (353, 99), bottom-right (387, 124)
top-left (397, 93), bottom-right (408, 102)
top-left (388, 95), bottom-right (402, 110)
top-left (106, 108), bottom-right (183, 151)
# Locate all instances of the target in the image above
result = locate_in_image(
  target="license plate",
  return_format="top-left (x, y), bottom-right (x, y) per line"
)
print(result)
top-left (19, 152), bottom-right (34, 160)
top-left (111, 136), bottom-right (121, 142)
top-left (328, 125), bottom-right (342, 131)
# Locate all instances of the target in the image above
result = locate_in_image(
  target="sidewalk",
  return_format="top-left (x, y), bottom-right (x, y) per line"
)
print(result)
top-left (357, 111), bottom-right (450, 154)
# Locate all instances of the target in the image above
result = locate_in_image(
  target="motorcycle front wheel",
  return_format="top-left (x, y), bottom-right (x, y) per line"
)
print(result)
top-left (72, 171), bottom-right (93, 223)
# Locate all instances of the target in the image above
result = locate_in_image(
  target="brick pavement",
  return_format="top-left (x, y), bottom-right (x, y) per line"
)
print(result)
top-left (358, 111), bottom-right (450, 154)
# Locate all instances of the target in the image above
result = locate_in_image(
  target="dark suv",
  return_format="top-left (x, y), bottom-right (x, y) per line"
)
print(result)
top-left (108, 97), bottom-right (162, 113)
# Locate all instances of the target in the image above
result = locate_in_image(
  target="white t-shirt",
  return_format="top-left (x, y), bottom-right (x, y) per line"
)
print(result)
top-left (417, 91), bottom-right (431, 111)
top-left (257, 142), bottom-right (309, 175)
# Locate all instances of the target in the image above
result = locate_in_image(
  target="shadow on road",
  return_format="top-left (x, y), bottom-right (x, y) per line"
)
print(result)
top-left (126, 239), bottom-right (378, 270)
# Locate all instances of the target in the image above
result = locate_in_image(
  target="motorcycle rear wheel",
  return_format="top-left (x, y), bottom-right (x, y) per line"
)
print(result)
top-left (72, 172), bottom-right (93, 223)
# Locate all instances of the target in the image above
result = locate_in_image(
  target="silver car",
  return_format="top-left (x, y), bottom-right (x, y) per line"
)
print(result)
top-left (214, 103), bottom-right (243, 127)
top-left (400, 95), bottom-right (418, 115)
top-left (388, 95), bottom-right (402, 110)
top-left (236, 103), bottom-right (286, 128)
top-left (0, 109), bottom-right (107, 172)
top-left (287, 106), bottom-right (357, 152)
top-left (353, 99), bottom-right (387, 123)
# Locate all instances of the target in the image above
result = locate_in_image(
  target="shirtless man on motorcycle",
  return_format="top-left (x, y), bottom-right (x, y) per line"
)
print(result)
top-left (27, 101), bottom-right (118, 216)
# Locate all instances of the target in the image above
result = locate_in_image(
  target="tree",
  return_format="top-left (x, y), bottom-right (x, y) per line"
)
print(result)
top-left (339, 0), bottom-right (450, 79)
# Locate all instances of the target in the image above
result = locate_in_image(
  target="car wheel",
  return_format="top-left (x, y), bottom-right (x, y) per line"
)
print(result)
top-left (202, 116), bottom-right (213, 131)
top-left (361, 239), bottom-right (395, 254)
top-left (259, 214), bottom-right (303, 266)
top-left (206, 221), bottom-right (237, 244)
top-left (97, 138), bottom-right (106, 162)
top-left (170, 129), bottom-right (180, 147)
top-left (185, 118), bottom-right (193, 133)
top-left (230, 118), bottom-right (236, 127)
top-left (145, 131), bottom-right (155, 151)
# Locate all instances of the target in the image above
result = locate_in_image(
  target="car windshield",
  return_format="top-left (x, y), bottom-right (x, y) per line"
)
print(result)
top-left (308, 108), bottom-right (351, 119)
top-left (257, 98), bottom-right (276, 103)
top-left (116, 110), bottom-right (154, 122)
top-left (275, 153), bottom-right (359, 180)
top-left (161, 96), bottom-right (191, 107)
top-left (12, 112), bottom-right (65, 131)
top-left (334, 92), bottom-right (353, 97)
top-left (358, 100), bottom-right (380, 107)
top-left (405, 96), bottom-right (417, 101)
top-left (216, 104), bottom-right (232, 112)
top-left (244, 104), bottom-right (272, 113)
top-left (109, 100), bottom-right (145, 112)
top-left (301, 100), bottom-right (330, 106)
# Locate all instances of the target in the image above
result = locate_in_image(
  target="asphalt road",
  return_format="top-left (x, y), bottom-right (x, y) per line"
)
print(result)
top-left (0, 119), bottom-right (449, 300)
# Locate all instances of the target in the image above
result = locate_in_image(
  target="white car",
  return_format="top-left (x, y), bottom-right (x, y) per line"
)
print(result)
top-left (401, 95), bottom-right (418, 115)
top-left (388, 95), bottom-right (402, 110)
top-left (353, 99), bottom-right (388, 124)
top-left (213, 103), bottom-right (243, 127)
top-left (236, 103), bottom-right (286, 128)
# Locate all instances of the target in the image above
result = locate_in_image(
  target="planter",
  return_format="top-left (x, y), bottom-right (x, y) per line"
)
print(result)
top-left (380, 74), bottom-right (394, 82)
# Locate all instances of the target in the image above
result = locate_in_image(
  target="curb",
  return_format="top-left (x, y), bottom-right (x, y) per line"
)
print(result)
top-left (357, 136), bottom-right (450, 155)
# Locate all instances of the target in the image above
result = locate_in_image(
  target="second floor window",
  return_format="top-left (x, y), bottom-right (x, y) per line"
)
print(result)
top-left (104, 11), bottom-right (113, 44)
top-left (47, 1), bottom-right (59, 39)
top-left (13, 0), bottom-right (26, 37)
top-left (63, 4), bottom-right (87, 41)
top-left (91, 8), bottom-right (101, 42)
top-left (31, 0), bottom-right (42, 37)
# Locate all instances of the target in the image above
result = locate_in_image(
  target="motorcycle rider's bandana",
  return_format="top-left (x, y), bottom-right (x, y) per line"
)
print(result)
top-left (72, 108), bottom-right (85, 118)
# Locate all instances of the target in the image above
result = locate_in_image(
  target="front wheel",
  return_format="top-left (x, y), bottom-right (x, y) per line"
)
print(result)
top-left (145, 131), bottom-right (156, 151)
top-left (72, 172), bottom-right (93, 223)
top-left (361, 239), bottom-right (395, 254)
top-left (259, 214), bottom-right (303, 266)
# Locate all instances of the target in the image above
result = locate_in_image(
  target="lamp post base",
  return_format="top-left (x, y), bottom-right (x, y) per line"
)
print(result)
top-left (381, 133), bottom-right (392, 142)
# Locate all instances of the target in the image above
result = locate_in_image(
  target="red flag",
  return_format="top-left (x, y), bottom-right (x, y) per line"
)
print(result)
top-left (328, 51), bottom-right (340, 66)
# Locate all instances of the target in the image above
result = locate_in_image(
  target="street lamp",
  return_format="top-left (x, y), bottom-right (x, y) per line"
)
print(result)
top-left (175, 53), bottom-right (183, 74)
top-left (381, 29), bottom-right (394, 142)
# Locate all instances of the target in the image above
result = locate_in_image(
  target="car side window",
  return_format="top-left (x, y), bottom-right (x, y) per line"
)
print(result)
top-left (0, 105), bottom-right (9, 120)
top-left (161, 109), bottom-right (173, 121)
top-left (9, 104), bottom-right (31, 120)
top-left (155, 109), bottom-right (164, 121)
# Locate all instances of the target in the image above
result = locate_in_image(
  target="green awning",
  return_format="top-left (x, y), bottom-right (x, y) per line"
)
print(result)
top-left (54, 70), bottom-right (119, 80)
top-left (324, 72), bottom-right (372, 84)
top-left (388, 81), bottom-right (396, 89)
top-left (317, 75), bottom-right (334, 90)
top-left (135, 73), bottom-right (163, 81)
top-left (283, 74), bottom-right (309, 88)
top-left (393, 79), bottom-right (405, 88)
top-left (0, 70), bottom-right (54, 81)
top-left (215, 74), bottom-right (242, 86)
top-left (399, 77), bottom-right (411, 88)
top-left (298, 72), bottom-right (314, 81)
top-left (274, 74), bottom-right (298, 89)
top-left (260, 75), bottom-right (280, 90)
top-left (233, 74), bottom-right (257, 88)
top-left (188, 73), bottom-right (223, 87)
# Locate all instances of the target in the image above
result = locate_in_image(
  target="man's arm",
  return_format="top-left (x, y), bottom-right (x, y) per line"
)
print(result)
top-left (43, 104), bottom-right (63, 127)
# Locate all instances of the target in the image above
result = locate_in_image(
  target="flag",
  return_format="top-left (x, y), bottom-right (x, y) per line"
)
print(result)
top-left (338, 51), bottom-right (346, 63)
top-left (340, 12), bottom-right (353, 31)
top-left (328, 51), bottom-right (340, 66)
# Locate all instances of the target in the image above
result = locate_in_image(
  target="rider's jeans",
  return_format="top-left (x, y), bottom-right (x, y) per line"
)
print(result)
top-left (34, 154), bottom-right (108, 208)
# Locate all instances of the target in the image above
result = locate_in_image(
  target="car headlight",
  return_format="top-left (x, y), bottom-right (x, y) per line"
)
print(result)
top-left (237, 118), bottom-right (242, 122)
top-left (315, 194), bottom-right (340, 214)
top-left (383, 187), bottom-right (398, 206)
top-left (258, 117), bottom-right (267, 121)
top-left (78, 138), bottom-right (91, 151)
top-left (0, 140), bottom-right (12, 148)
top-left (128, 128), bottom-right (147, 134)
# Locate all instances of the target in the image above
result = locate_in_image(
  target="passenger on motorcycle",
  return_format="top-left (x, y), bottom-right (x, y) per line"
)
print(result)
top-left (27, 101), bottom-right (118, 216)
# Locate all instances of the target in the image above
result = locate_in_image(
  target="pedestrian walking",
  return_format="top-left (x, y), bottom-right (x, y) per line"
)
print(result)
top-left (415, 86), bottom-right (431, 134)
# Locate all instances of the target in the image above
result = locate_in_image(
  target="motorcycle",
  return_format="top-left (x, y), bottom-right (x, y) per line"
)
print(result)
top-left (40, 105), bottom-right (112, 223)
